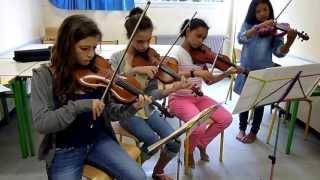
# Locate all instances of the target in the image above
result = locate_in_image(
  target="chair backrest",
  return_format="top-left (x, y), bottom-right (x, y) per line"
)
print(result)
top-left (234, 48), bottom-right (241, 62)
top-left (98, 40), bottom-right (119, 51)
top-left (100, 40), bottom-right (119, 45)
top-left (150, 36), bottom-right (157, 44)
top-left (43, 27), bottom-right (58, 44)
top-left (111, 122), bottom-right (139, 144)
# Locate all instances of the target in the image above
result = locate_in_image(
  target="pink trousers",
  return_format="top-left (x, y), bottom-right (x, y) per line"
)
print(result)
top-left (168, 95), bottom-right (232, 153)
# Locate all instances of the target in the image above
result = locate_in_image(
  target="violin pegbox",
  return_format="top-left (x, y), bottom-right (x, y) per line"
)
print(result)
top-left (297, 30), bottom-right (310, 42)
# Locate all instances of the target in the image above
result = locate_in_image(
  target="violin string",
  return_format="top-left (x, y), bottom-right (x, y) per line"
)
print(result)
top-left (100, 1), bottom-right (151, 101)
top-left (209, 38), bottom-right (225, 73)
top-left (159, 65), bottom-right (180, 80)
top-left (115, 77), bottom-right (165, 112)
top-left (115, 78), bottom-right (142, 95)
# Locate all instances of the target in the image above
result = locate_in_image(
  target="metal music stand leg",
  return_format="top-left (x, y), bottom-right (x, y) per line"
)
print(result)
top-left (268, 104), bottom-right (281, 180)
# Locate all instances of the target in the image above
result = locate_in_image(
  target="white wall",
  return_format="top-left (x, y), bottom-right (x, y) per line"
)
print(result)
top-left (2, 0), bottom-right (317, 62)
top-left (41, 0), bottom-right (234, 52)
top-left (0, 0), bottom-right (43, 54)
top-left (272, 0), bottom-right (320, 62)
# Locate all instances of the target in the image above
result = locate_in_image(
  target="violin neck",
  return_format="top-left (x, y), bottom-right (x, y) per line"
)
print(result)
top-left (115, 78), bottom-right (143, 96)
top-left (159, 65), bottom-right (181, 80)
top-left (115, 77), bottom-right (161, 106)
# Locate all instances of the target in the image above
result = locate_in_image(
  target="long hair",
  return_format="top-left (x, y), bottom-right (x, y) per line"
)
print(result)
top-left (124, 7), bottom-right (153, 39)
top-left (244, 0), bottom-right (274, 25)
top-left (50, 14), bottom-right (102, 104)
top-left (180, 18), bottom-right (209, 37)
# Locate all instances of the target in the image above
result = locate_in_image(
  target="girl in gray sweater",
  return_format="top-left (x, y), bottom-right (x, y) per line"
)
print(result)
top-left (31, 15), bottom-right (149, 180)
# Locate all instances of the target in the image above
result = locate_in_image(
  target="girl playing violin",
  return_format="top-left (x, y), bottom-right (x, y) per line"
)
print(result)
top-left (168, 18), bottom-right (237, 168)
top-left (110, 7), bottom-right (192, 180)
top-left (234, 0), bottom-right (297, 144)
top-left (31, 15), bottom-right (148, 180)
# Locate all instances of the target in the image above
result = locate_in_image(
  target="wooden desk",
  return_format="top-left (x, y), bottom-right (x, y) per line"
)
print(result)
top-left (0, 59), bottom-right (40, 158)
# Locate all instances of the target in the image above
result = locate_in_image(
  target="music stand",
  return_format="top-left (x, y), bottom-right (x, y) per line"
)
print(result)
top-left (147, 103), bottom-right (222, 176)
top-left (232, 64), bottom-right (320, 180)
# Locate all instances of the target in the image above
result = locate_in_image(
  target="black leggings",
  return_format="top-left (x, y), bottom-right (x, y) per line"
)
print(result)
top-left (239, 106), bottom-right (265, 134)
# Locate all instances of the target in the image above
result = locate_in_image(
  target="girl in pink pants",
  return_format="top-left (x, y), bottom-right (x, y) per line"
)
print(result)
top-left (168, 18), bottom-right (236, 168)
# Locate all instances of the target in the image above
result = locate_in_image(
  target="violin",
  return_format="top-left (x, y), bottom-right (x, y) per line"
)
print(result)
top-left (131, 47), bottom-right (203, 96)
top-left (131, 48), bottom-right (179, 83)
top-left (131, 48), bottom-right (159, 69)
top-left (190, 44), bottom-right (248, 75)
top-left (257, 22), bottom-right (309, 41)
top-left (74, 55), bottom-right (173, 117)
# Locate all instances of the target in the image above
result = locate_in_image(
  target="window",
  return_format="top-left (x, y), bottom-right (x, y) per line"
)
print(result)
top-left (49, 0), bottom-right (134, 10)
top-left (136, 0), bottom-right (223, 2)
top-left (136, 0), bottom-right (224, 7)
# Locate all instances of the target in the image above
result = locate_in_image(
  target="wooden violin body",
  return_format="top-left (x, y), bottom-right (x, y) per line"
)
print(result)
top-left (74, 55), bottom-right (172, 116)
top-left (190, 44), bottom-right (248, 75)
top-left (132, 48), bottom-right (203, 96)
top-left (257, 22), bottom-right (309, 41)
top-left (131, 48), bottom-right (179, 83)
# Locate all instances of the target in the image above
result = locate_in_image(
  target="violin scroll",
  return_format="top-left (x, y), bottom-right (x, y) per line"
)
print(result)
top-left (257, 22), bottom-right (310, 42)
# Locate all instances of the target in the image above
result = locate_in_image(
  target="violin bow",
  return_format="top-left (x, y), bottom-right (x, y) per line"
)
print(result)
top-left (100, 1), bottom-right (151, 101)
top-left (275, 0), bottom-right (293, 21)
top-left (156, 12), bottom-right (198, 69)
top-left (209, 37), bottom-right (227, 74)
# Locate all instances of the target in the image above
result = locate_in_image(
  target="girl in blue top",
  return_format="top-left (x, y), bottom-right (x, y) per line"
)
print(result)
top-left (234, 0), bottom-right (297, 143)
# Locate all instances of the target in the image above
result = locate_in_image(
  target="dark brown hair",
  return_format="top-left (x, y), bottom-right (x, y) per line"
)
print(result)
top-left (50, 14), bottom-right (102, 104)
top-left (245, 0), bottom-right (274, 25)
top-left (180, 18), bottom-right (209, 37)
top-left (124, 7), bottom-right (153, 38)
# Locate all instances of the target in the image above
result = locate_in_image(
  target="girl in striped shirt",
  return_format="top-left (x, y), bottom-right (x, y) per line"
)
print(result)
top-left (168, 18), bottom-right (237, 168)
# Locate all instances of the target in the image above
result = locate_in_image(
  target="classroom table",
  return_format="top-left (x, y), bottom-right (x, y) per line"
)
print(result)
top-left (0, 59), bottom-right (39, 158)
top-left (0, 85), bottom-right (12, 125)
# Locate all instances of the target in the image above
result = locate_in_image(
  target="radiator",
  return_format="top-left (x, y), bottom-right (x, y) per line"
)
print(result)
top-left (156, 34), bottom-right (226, 53)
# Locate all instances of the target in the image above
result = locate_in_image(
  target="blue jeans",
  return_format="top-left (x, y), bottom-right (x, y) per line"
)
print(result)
top-left (119, 110), bottom-right (180, 160)
top-left (47, 133), bottom-right (146, 180)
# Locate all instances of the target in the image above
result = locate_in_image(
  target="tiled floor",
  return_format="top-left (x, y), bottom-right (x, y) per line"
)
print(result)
top-left (1, 79), bottom-right (320, 180)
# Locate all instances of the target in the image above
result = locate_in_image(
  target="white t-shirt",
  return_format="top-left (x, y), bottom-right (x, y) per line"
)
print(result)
top-left (169, 46), bottom-right (203, 96)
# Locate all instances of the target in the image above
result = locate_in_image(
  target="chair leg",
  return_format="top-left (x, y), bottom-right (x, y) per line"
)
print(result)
top-left (283, 101), bottom-right (291, 125)
top-left (0, 96), bottom-right (9, 125)
top-left (267, 108), bottom-right (278, 144)
top-left (119, 134), bottom-right (123, 143)
top-left (184, 132), bottom-right (191, 175)
top-left (225, 75), bottom-right (234, 103)
top-left (304, 100), bottom-right (313, 140)
top-left (219, 131), bottom-right (224, 162)
top-left (183, 129), bottom-right (224, 173)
